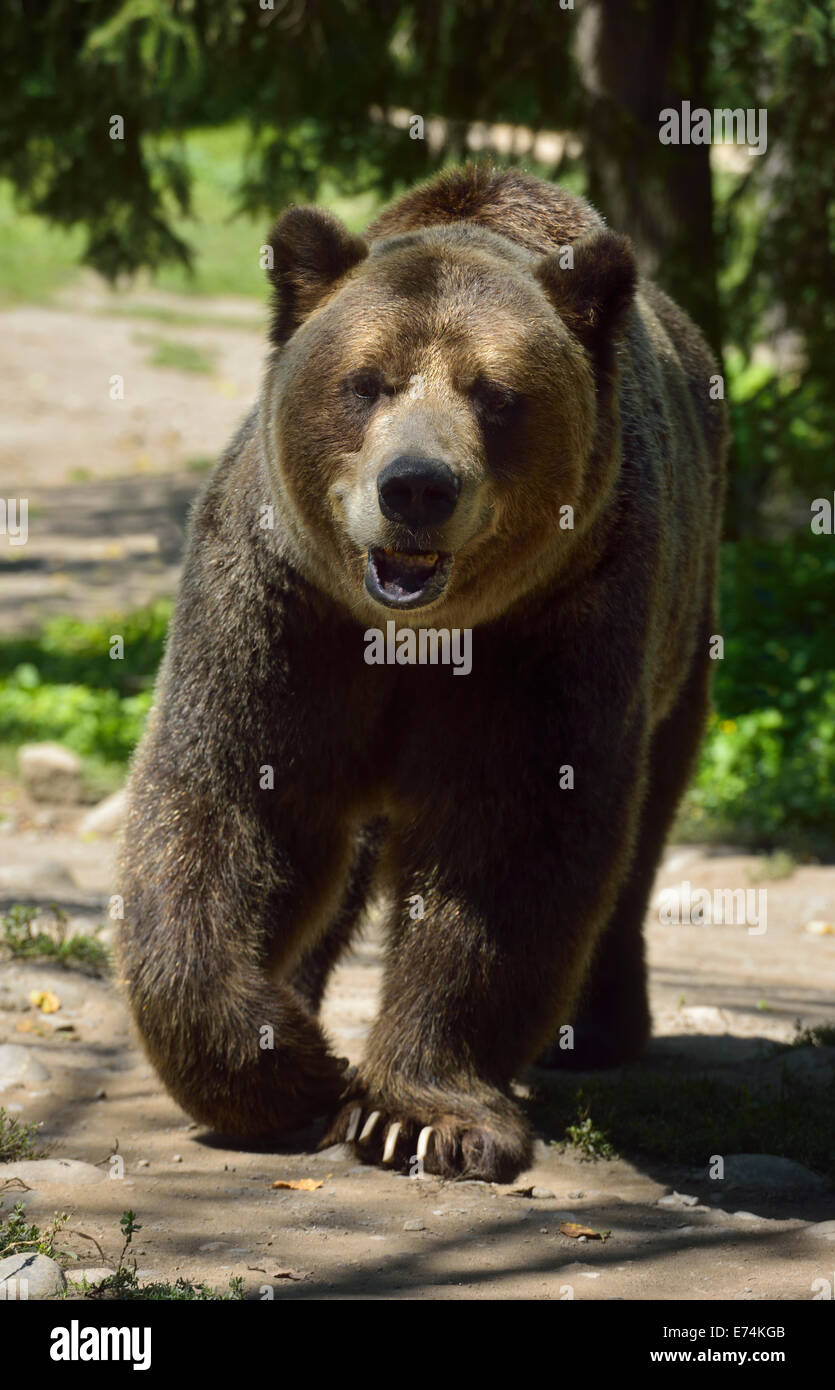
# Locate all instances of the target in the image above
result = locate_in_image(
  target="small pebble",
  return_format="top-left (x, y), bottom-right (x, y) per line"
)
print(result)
top-left (403, 1218), bottom-right (425, 1232)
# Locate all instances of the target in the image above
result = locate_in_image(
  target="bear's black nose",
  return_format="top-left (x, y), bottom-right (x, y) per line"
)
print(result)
top-left (377, 457), bottom-right (461, 529)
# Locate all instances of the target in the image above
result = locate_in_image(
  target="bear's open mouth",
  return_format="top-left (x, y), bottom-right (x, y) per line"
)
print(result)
top-left (365, 546), bottom-right (452, 610)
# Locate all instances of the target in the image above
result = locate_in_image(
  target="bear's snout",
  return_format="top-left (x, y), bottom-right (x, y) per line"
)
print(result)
top-left (376, 456), bottom-right (461, 530)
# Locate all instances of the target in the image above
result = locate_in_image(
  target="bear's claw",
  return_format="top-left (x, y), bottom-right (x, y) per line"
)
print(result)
top-left (321, 1096), bottom-right (531, 1182)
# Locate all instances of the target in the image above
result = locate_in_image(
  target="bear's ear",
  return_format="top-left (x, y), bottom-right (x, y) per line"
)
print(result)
top-left (266, 206), bottom-right (368, 345)
top-left (536, 229), bottom-right (637, 371)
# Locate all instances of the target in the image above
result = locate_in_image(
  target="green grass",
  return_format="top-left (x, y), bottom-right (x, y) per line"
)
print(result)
top-left (0, 183), bottom-right (84, 306)
top-left (1, 904), bottom-right (110, 977)
top-left (137, 332), bottom-right (216, 373)
top-left (151, 124), bottom-right (382, 300)
top-left (96, 303), bottom-right (265, 332)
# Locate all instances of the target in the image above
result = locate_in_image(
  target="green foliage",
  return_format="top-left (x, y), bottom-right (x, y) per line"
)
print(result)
top-left (0, 673), bottom-right (152, 765)
top-left (86, 1270), bottom-right (245, 1301)
top-left (713, 0), bottom-right (835, 532)
top-left (682, 539), bottom-right (835, 853)
top-left (0, 603), bottom-right (170, 692)
top-left (0, 604), bottom-right (168, 767)
top-left (78, 1210), bottom-right (244, 1301)
top-left (0, 2), bottom-right (578, 281)
top-left (0, 1203), bottom-right (68, 1260)
top-left (792, 1022), bottom-right (835, 1049)
top-left (561, 1110), bottom-right (616, 1161)
top-left (0, 1108), bottom-right (46, 1163)
top-left (715, 0), bottom-right (835, 380)
top-left (724, 351), bottom-right (834, 535)
top-left (1, 905), bottom-right (110, 976)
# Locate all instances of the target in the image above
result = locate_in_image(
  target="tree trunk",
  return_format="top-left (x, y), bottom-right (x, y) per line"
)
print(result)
top-left (575, 0), bottom-right (723, 360)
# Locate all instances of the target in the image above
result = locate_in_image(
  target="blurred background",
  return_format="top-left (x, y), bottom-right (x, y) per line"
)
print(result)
top-left (0, 0), bottom-right (833, 856)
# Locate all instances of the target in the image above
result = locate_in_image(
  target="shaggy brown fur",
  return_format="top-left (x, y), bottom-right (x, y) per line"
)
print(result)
top-left (118, 165), bottom-right (727, 1182)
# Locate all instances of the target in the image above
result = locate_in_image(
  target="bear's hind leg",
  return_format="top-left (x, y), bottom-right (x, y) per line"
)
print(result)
top-left (539, 639), bottom-right (714, 1070)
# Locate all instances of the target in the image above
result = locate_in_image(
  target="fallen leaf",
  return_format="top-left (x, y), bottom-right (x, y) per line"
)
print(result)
top-left (270, 1178), bottom-right (323, 1191)
top-left (16, 1018), bottom-right (51, 1036)
top-left (559, 1221), bottom-right (611, 1242)
top-left (29, 989), bottom-right (61, 1014)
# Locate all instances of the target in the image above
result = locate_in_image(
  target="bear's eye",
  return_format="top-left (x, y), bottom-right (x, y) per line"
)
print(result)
top-left (349, 372), bottom-right (383, 403)
top-left (472, 379), bottom-right (522, 423)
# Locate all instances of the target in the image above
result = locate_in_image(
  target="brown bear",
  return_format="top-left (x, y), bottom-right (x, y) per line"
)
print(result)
top-left (118, 164), bottom-right (727, 1182)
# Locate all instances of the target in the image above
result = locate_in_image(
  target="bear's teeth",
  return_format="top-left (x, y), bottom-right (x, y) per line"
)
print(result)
top-left (383, 549), bottom-right (438, 567)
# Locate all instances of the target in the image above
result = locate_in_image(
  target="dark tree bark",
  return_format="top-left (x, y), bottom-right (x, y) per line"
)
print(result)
top-left (575, 0), bottom-right (723, 360)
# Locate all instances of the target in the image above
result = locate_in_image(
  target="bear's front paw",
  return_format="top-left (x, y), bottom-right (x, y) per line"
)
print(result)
top-left (321, 1087), bottom-right (532, 1183)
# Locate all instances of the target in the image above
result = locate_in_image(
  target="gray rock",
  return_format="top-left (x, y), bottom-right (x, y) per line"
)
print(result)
top-left (79, 789), bottom-right (127, 837)
top-left (530, 1186), bottom-right (556, 1199)
top-left (722, 1154), bottom-right (827, 1193)
top-left (403, 1218), bottom-right (425, 1231)
top-left (0, 1252), bottom-right (65, 1297)
top-left (657, 1191), bottom-right (699, 1209)
top-left (69, 1267), bottom-right (114, 1285)
top-left (1, 1159), bottom-right (106, 1187)
top-left (0, 984), bottom-right (30, 1013)
top-left (806, 1220), bottom-right (835, 1240)
top-left (17, 742), bottom-right (82, 804)
top-left (0, 1043), bottom-right (50, 1087)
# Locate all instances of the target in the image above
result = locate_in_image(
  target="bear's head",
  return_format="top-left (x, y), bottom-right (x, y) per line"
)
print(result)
top-left (261, 197), bottom-right (636, 627)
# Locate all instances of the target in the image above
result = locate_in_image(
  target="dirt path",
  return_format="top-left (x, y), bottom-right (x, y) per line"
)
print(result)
top-left (1, 279), bottom-right (265, 632)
